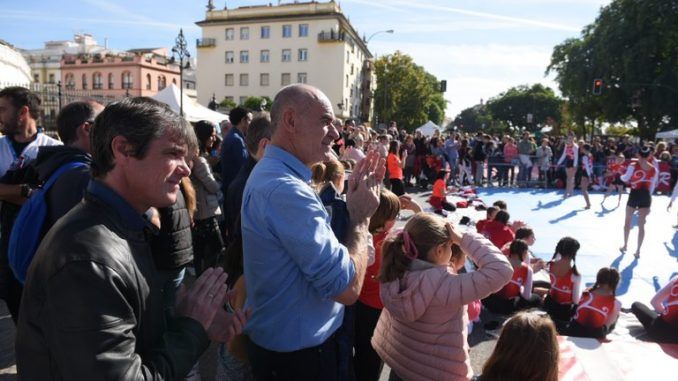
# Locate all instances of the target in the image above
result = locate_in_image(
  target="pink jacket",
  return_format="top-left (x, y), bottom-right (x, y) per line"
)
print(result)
top-left (371, 232), bottom-right (512, 381)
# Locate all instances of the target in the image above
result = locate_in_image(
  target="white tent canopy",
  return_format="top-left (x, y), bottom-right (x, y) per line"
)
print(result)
top-left (415, 121), bottom-right (441, 137)
top-left (152, 84), bottom-right (228, 126)
top-left (656, 129), bottom-right (678, 139)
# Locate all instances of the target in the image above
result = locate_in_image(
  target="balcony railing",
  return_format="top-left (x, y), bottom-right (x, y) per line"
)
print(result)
top-left (196, 38), bottom-right (217, 48)
top-left (318, 30), bottom-right (346, 43)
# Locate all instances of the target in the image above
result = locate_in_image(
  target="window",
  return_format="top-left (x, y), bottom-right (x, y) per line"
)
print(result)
top-left (225, 28), bottom-right (234, 40)
top-left (281, 73), bottom-right (291, 86)
top-left (82, 74), bottom-right (88, 90)
top-left (299, 24), bottom-right (309, 37)
top-left (240, 27), bottom-right (249, 40)
top-left (282, 49), bottom-right (291, 62)
top-left (122, 71), bottom-right (132, 89)
top-left (158, 75), bottom-right (167, 90)
top-left (48, 73), bottom-right (55, 84)
top-left (261, 26), bottom-right (270, 39)
top-left (146, 74), bottom-right (152, 90)
top-left (346, 75), bottom-right (349, 88)
top-left (240, 50), bottom-right (249, 63)
top-left (346, 51), bottom-right (350, 63)
top-left (108, 73), bottom-right (114, 89)
top-left (224, 96), bottom-right (234, 103)
top-left (260, 50), bottom-right (270, 63)
top-left (350, 88), bottom-right (353, 97)
top-left (225, 74), bottom-right (234, 86)
top-left (65, 73), bottom-right (75, 89)
top-left (298, 48), bottom-right (308, 61)
top-left (240, 73), bottom-right (249, 86)
top-left (225, 51), bottom-right (234, 63)
top-left (173, 78), bottom-right (177, 85)
top-left (239, 96), bottom-right (247, 105)
top-left (351, 64), bottom-right (354, 75)
top-left (33, 74), bottom-right (39, 83)
top-left (93, 72), bottom-right (102, 89)
top-left (282, 24), bottom-right (292, 38)
top-left (260, 73), bottom-right (270, 86)
top-left (297, 72), bottom-right (307, 84)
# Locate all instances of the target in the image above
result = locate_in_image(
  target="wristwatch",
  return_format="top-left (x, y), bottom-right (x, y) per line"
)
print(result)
top-left (20, 184), bottom-right (33, 198)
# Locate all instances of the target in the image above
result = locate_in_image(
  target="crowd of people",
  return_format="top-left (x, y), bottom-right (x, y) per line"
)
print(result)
top-left (0, 84), bottom-right (675, 381)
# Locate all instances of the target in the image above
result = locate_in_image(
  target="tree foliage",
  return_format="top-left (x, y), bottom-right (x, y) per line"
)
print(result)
top-left (547, 0), bottom-right (678, 139)
top-left (374, 51), bottom-right (447, 130)
top-left (242, 96), bottom-right (272, 111)
top-left (485, 84), bottom-right (564, 132)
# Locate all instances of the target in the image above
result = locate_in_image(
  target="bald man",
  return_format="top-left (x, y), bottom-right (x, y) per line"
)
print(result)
top-left (241, 84), bottom-right (384, 380)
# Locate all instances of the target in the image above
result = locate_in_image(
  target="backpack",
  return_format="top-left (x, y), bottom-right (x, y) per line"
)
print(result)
top-left (8, 161), bottom-right (87, 284)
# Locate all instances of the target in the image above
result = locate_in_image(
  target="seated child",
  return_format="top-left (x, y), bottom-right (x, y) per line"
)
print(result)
top-left (565, 267), bottom-right (621, 338)
top-left (428, 169), bottom-right (457, 216)
top-left (631, 275), bottom-right (678, 343)
top-left (476, 206), bottom-right (498, 233)
top-left (544, 237), bottom-right (582, 324)
top-left (480, 210), bottom-right (515, 249)
top-left (482, 239), bottom-right (543, 315)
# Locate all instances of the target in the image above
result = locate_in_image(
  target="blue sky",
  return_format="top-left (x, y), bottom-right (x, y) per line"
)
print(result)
top-left (2, 0), bottom-right (611, 119)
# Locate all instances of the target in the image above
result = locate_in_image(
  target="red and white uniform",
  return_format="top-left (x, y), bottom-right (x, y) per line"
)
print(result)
top-left (557, 143), bottom-right (579, 167)
top-left (498, 263), bottom-right (532, 300)
top-left (608, 161), bottom-right (626, 177)
top-left (652, 277), bottom-right (678, 324)
top-left (548, 265), bottom-right (582, 304)
top-left (581, 153), bottom-right (593, 177)
top-left (621, 159), bottom-right (658, 192)
top-left (574, 291), bottom-right (621, 329)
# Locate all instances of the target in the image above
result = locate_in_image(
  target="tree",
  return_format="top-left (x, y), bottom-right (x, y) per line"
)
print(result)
top-left (242, 96), bottom-right (272, 111)
top-left (219, 97), bottom-right (236, 110)
top-left (374, 51), bottom-right (447, 131)
top-left (485, 84), bottom-right (564, 133)
top-left (451, 104), bottom-right (497, 133)
top-left (547, 0), bottom-right (678, 139)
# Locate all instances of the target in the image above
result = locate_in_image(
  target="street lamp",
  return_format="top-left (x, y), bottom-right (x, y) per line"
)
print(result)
top-left (366, 29), bottom-right (394, 44)
top-left (171, 29), bottom-right (191, 117)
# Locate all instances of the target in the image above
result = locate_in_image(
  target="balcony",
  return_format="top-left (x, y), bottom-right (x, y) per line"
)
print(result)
top-left (318, 30), bottom-right (346, 43)
top-left (197, 38), bottom-right (217, 48)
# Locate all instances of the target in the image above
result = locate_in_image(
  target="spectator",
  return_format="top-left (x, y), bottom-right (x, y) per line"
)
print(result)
top-left (241, 84), bottom-right (383, 380)
top-left (474, 311), bottom-right (559, 381)
top-left (220, 106), bottom-right (252, 230)
top-left (387, 140), bottom-right (406, 196)
top-left (0, 87), bottom-right (61, 323)
top-left (517, 132), bottom-right (536, 186)
top-left (502, 136), bottom-right (518, 186)
top-left (535, 138), bottom-right (553, 186)
top-left (16, 97), bottom-right (247, 379)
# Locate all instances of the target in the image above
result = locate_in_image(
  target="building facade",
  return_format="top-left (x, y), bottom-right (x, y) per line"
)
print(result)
top-left (196, 0), bottom-right (375, 121)
top-left (0, 39), bottom-right (31, 87)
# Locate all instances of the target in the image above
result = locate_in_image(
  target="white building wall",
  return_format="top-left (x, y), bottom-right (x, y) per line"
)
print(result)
top-left (0, 41), bottom-right (31, 87)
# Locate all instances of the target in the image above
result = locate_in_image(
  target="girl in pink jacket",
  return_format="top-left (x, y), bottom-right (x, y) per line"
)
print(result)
top-left (371, 213), bottom-right (513, 381)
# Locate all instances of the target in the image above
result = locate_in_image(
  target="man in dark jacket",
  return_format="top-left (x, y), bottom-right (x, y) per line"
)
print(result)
top-left (16, 97), bottom-right (247, 379)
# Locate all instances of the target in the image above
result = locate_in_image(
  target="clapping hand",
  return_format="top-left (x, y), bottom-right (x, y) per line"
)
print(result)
top-left (175, 267), bottom-right (229, 331)
top-left (399, 195), bottom-right (422, 213)
top-left (347, 150), bottom-right (386, 223)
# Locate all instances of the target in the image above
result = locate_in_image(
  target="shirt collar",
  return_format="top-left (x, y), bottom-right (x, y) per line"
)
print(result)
top-left (87, 179), bottom-right (150, 232)
top-left (263, 145), bottom-right (311, 183)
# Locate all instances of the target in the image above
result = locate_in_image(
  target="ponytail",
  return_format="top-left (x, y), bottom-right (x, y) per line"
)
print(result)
top-left (590, 267), bottom-right (620, 296)
top-left (378, 233), bottom-right (413, 283)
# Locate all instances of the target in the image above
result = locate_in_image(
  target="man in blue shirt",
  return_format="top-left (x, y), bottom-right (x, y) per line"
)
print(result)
top-left (220, 107), bottom-right (252, 220)
top-left (242, 84), bottom-right (384, 380)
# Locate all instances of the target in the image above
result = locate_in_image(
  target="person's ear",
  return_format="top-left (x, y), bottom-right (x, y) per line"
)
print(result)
top-left (110, 136), bottom-right (133, 165)
top-left (80, 121), bottom-right (92, 139)
top-left (282, 108), bottom-right (295, 133)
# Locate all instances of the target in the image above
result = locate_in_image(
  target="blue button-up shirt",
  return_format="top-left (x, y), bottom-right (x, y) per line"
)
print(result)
top-left (241, 145), bottom-right (355, 352)
top-left (87, 180), bottom-right (148, 232)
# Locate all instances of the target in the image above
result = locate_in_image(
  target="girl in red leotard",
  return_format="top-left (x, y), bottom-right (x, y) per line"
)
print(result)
top-left (544, 237), bottom-right (582, 323)
top-left (631, 275), bottom-right (678, 343)
top-left (601, 153), bottom-right (626, 207)
top-left (620, 146), bottom-right (658, 258)
top-left (565, 267), bottom-right (621, 338)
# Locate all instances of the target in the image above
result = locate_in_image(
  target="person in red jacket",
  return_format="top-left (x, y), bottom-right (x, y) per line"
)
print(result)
top-left (480, 210), bottom-right (515, 249)
top-left (565, 267), bottom-right (621, 338)
top-left (476, 206), bottom-right (498, 234)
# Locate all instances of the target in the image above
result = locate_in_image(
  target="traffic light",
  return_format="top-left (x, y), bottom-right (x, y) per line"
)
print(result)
top-left (440, 80), bottom-right (447, 93)
top-left (592, 79), bottom-right (603, 95)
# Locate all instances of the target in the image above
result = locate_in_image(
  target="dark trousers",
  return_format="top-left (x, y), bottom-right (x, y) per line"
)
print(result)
top-left (192, 217), bottom-right (225, 275)
top-left (336, 305), bottom-right (355, 381)
top-left (0, 230), bottom-right (22, 324)
top-left (631, 302), bottom-right (678, 343)
top-left (354, 301), bottom-right (383, 381)
top-left (564, 320), bottom-right (610, 339)
top-left (482, 293), bottom-right (543, 315)
top-left (389, 179), bottom-right (405, 196)
top-left (247, 335), bottom-right (339, 381)
top-left (544, 295), bottom-right (576, 323)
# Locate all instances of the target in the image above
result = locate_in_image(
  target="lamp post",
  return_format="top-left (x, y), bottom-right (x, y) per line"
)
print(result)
top-left (365, 29), bottom-right (394, 128)
top-left (171, 29), bottom-right (191, 117)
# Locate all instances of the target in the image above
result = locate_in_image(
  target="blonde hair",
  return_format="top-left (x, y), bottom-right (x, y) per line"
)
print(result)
top-left (378, 213), bottom-right (449, 283)
top-left (481, 311), bottom-right (559, 381)
top-left (369, 189), bottom-right (401, 234)
top-left (311, 160), bottom-right (345, 190)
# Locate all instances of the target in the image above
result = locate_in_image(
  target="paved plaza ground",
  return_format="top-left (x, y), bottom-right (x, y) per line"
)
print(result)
top-left (1, 186), bottom-right (676, 380)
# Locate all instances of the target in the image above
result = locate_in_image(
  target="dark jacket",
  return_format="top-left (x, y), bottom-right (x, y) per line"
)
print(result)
top-left (150, 188), bottom-right (194, 270)
top-left (32, 145), bottom-right (92, 232)
top-left (225, 157), bottom-right (257, 237)
top-left (16, 184), bottom-right (209, 380)
top-left (319, 183), bottom-right (349, 244)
